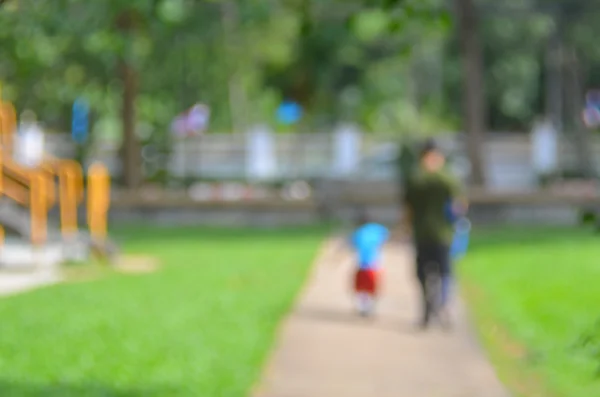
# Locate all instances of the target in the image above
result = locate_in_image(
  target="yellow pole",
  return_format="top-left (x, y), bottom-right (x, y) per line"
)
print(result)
top-left (0, 81), bottom-right (4, 146)
top-left (0, 119), bottom-right (3, 247)
top-left (58, 160), bottom-right (83, 239)
top-left (0, 87), bottom-right (5, 246)
top-left (64, 159), bottom-right (84, 202)
top-left (59, 165), bottom-right (78, 239)
top-left (0, 102), bottom-right (5, 147)
top-left (0, 102), bottom-right (16, 150)
top-left (0, 137), bottom-right (3, 196)
top-left (30, 172), bottom-right (48, 246)
top-left (87, 162), bottom-right (110, 243)
top-left (0, 143), bottom-right (2, 248)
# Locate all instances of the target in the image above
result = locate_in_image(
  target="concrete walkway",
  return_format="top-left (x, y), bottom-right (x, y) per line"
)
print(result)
top-left (253, 240), bottom-right (510, 397)
top-left (0, 270), bottom-right (59, 297)
top-left (0, 242), bottom-right (64, 297)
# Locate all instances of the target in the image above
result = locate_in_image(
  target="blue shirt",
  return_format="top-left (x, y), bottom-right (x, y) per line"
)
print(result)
top-left (450, 218), bottom-right (471, 260)
top-left (351, 223), bottom-right (389, 269)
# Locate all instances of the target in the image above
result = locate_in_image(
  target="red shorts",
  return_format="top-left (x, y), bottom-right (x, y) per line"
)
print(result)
top-left (354, 268), bottom-right (380, 295)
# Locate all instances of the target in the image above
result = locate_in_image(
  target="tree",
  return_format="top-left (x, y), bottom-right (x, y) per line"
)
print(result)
top-left (455, 0), bottom-right (486, 186)
top-left (11, 0), bottom-right (571, 189)
top-left (115, 8), bottom-right (143, 188)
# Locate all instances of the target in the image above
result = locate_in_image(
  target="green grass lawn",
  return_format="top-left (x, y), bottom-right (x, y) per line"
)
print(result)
top-left (0, 225), bottom-right (328, 397)
top-left (460, 226), bottom-right (600, 397)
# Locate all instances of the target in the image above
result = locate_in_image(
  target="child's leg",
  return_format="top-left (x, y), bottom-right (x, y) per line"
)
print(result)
top-left (364, 293), bottom-right (376, 314)
top-left (354, 269), bottom-right (367, 313)
top-left (356, 292), bottom-right (370, 314)
top-left (361, 270), bottom-right (379, 316)
top-left (354, 268), bottom-right (378, 316)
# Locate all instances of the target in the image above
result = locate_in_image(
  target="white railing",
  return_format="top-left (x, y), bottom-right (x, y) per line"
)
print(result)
top-left (43, 131), bottom-right (600, 190)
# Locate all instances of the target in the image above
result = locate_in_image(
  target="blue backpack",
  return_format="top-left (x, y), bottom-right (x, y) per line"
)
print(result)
top-left (445, 202), bottom-right (471, 261)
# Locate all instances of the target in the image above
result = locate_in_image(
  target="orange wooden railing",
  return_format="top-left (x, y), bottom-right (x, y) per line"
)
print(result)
top-left (0, 99), bottom-right (110, 247)
top-left (0, 100), bottom-right (79, 245)
top-left (0, 101), bottom-right (16, 150)
top-left (88, 162), bottom-right (111, 243)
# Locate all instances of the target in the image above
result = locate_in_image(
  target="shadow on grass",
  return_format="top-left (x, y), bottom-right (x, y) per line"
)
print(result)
top-left (0, 381), bottom-right (181, 397)
top-left (574, 319), bottom-right (600, 377)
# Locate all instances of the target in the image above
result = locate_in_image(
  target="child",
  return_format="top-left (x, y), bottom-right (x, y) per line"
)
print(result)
top-left (349, 212), bottom-right (389, 317)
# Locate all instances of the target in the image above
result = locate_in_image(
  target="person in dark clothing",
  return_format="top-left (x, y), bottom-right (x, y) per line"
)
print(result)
top-left (402, 138), bottom-right (466, 329)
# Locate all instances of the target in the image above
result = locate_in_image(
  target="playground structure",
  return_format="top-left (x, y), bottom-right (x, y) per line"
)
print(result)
top-left (0, 98), bottom-right (113, 268)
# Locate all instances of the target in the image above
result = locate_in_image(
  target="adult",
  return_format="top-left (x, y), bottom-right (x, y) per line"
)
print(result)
top-left (402, 138), bottom-right (466, 329)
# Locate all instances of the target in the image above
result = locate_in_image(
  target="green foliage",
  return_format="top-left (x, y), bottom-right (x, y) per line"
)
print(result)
top-left (576, 320), bottom-right (600, 376)
top-left (4, 0), bottom-right (598, 138)
top-left (461, 227), bottom-right (600, 397)
top-left (0, 0), bottom-right (460, 136)
top-left (352, 9), bottom-right (391, 42)
top-left (157, 0), bottom-right (189, 24)
top-left (0, 225), bottom-right (326, 396)
top-left (579, 209), bottom-right (597, 226)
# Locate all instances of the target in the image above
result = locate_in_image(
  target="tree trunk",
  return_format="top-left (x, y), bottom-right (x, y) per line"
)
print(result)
top-left (115, 10), bottom-right (142, 189)
top-left (221, 0), bottom-right (246, 133)
top-left (545, 24), bottom-right (563, 130)
top-left (120, 58), bottom-right (142, 188)
top-left (564, 48), bottom-right (595, 178)
top-left (455, 0), bottom-right (486, 186)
